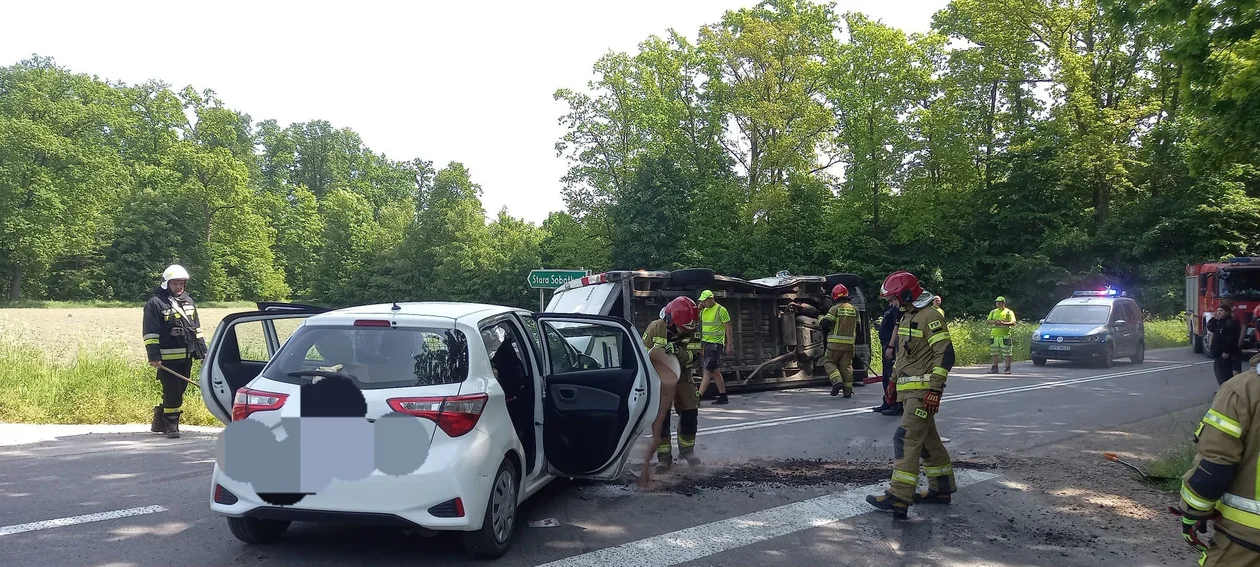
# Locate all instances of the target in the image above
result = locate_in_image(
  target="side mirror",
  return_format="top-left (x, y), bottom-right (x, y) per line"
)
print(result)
top-left (1038, 319), bottom-right (1045, 324)
top-left (1113, 320), bottom-right (1127, 326)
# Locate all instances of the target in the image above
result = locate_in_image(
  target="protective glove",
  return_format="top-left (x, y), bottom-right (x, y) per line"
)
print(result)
top-left (1169, 506), bottom-right (1216, 553)
top-left (923, 390), bottom-right (942, 415)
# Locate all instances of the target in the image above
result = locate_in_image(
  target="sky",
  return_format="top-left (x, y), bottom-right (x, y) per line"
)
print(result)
top-left (1, 0), bottom-right (950, 225)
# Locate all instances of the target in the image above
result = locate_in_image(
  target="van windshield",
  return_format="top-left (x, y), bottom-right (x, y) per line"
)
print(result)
top-left (1044, 304), bottom-right (1111, 325)
top-left (262, 326), bottom-right (469, 389)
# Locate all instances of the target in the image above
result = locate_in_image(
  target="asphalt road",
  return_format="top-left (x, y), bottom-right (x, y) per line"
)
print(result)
top-left (0, 347), bottom-right (1222, 567)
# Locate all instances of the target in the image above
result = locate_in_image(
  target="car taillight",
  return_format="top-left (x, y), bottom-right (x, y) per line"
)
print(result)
top-left (387, 393), bottom-right (488, 437)
top-left (232, 387), bottom-right (288, 421)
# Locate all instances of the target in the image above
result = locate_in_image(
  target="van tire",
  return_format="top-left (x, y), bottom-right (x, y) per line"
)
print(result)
top-left (1101, 344), bottom-right (1115, 368)
top-left (1032, 356), bottom-right (1047, 367)
top-left (1131, 341), bottom-right (1145, 364)
top-left (463, 459), bottom-right (518, 560)
top-left (1192, 332), bottom-right (1203, 354)
top-left (671, 268), bottom-right (715, 286)
top-left (226, 517), bottom-right (290, 544)
top-left (825, 273), bottom-right (863, 291)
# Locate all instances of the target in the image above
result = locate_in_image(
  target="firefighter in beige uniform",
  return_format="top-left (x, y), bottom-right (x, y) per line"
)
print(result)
top-left (1175, 352), bottom-right (1260, 565)
top-left (867, 270), bottom-right (957, 518)
top-left (643, 299), bottom-right (703, 473)
top-left (820, 284), bottom-right (859, 398)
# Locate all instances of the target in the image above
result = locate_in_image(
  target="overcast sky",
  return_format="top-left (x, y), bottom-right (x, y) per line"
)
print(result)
top-left (2, 0), bottom-right (949, 225)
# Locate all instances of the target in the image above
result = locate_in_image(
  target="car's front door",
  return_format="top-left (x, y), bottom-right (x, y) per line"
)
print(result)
top-left (529, 313), bottom-right (656, 481)
top-left (199, 303), bottom-right (329, 424)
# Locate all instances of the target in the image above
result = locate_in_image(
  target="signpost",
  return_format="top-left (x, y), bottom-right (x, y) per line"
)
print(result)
top-left (527, 269), bottom-right (589, 311)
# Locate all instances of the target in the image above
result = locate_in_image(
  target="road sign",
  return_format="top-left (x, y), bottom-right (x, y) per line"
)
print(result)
top-left (528, 269), bottom-right (588, 290)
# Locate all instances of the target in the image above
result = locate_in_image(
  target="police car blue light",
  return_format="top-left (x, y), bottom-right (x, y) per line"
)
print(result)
top-left (1029, 291), bottom-right (1146, 368)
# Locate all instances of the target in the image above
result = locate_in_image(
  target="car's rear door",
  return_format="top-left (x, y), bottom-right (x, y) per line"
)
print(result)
top-left (529, 312), bottom-right (656, 481)
top-left (198, 303), bottom-right (329, 424)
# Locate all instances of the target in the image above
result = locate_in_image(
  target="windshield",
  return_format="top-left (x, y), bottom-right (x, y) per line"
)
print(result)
top-left (1043, 304), bottom-right (1112, 325)
top-left (262, 325), bottom-right (469, 389)
top-left (1221, 269), bottom-right (1260, 300)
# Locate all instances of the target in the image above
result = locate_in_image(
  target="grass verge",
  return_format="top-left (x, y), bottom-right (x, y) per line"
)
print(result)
top-left (865, 316), bottom-right (1189, 373)
top-left (1140, 438), bottom-right (1196, 493)
top-left (0, 342), bottom-right (220, 427)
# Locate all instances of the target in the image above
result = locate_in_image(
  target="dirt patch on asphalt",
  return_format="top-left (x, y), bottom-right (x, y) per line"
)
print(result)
top-left (617, 457), bottom-right (999, 497)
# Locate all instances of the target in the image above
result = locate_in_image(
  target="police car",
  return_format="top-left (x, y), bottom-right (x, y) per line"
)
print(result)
top-left (1029, 288), bottom-right (1146, 368)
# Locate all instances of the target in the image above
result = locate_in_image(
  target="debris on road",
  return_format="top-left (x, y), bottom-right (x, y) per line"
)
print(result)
top-left (528, 518), bottom-right (561, 528)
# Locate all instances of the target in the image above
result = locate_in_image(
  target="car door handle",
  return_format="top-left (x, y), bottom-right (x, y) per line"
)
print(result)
top-left (557, 387), bottom-right (577, 401)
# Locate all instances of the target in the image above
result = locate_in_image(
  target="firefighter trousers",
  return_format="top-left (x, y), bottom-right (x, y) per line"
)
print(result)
top-left (888, 391), bottom-right (956, 503)
top-left (157, 358), bottom-right (193, 412)
top-left (1201, 530), bottom-right (1260, 566)
top-left (658, 378), bottom-right (699, 463)
top-left (824, 346), bottom-right (854, 389)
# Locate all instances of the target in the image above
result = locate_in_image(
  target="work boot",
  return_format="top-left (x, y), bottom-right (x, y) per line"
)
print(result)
top-left (710, 394), bottom-right (729, 405)
top-left (684, 454), bottom-right (703, 469)
top-left (871, 403), bottom-right (891, 413)
top-left (150, 406), bottom-right (165, 433)
top-left (843, 384), bottom-right (854, 398)
top-left (988, 365), bottom-right (999, 374)
top-left (882, 403), bottom-right (903, 416)
top-left (163, 411), bottom-right (182, 439)
top-left (866, 492), bottom-right (910, 518)
top-left (654, 454), bottom-right (673, 474)
top-left (831, 382), bottom-right (843, 397)
top-left (913, 490), bottom-right (952, 505)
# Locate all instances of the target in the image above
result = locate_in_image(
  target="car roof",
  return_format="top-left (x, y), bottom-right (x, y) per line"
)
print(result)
top-left (308, 301), bottom-right (518, 323)
top-left (1054, 297), bottom-right (1138, 307)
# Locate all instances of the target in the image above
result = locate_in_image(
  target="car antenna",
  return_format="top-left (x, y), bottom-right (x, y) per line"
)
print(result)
top-left (391, 302), bottom-right (401, 311)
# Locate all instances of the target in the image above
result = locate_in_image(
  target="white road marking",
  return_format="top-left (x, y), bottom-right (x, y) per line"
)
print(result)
top-left (652, 361), bottom-right (1212, 440)
top-left (532, 468), bottom-right (1001, 567)
top-left (0, 505), bottom-right (168, 537)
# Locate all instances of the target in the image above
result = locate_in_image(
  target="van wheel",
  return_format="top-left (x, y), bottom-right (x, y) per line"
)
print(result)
top-left (226, 516), bottom-right (290, 544)
top-left (1192, 333), bottom-right (1203, 354)
top-left (463, 459), bottom-right (518, 560)
top-left (1101, 344), bottom-right (1115, 368)
top-left (1131, 341), bottom-right (1145, 364)
top-left (670, 268), bottom-right (715, 285)
top-left (1032, 356), bottom-right (1047, 367)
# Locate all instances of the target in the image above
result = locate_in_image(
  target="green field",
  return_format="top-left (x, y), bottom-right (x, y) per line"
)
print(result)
top-left (0, 308), bottom-right (1192, 428)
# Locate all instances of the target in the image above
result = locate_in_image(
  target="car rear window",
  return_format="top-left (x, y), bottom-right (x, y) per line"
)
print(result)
top-left (261, 325), bottom-right (469, 389)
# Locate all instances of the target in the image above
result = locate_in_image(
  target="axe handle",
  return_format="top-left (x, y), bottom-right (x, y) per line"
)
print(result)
top-left (156, 363), bottom-right (200, 388)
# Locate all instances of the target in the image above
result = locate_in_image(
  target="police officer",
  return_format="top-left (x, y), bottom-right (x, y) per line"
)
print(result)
top-left (1175, 352), bottom-right (1260, 565)
top-left (867, 271), bottom-right (956, 518)
top-left (643, 296), bottom-right (704, 473)
top-left (873, 301), bottom-right (903, 415)
top-left (142, 264), bottom-right (207, 439)
top-left (820, 284), bottom-right (859, 398)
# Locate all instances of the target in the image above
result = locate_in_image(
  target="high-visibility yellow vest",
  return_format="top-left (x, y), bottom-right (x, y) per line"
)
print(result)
top-left (700, 304), bottom-right (730, 344)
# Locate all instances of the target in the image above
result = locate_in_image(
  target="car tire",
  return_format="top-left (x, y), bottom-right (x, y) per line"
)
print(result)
top-left (1032, 356), bottom-right (1047, 367)
top-left (670, 268), bottom-right (715, 286)
top-left (462, 459), bottom-right (518, 560)
top-left (1101, 344), bottom-right (1115, 368)
top-left (226, 516), bottom-right (290, 544)
top-left (1131, 341), bottom-right (1145, 364)
top-left (1192, 332), bottom-right (1203, 354)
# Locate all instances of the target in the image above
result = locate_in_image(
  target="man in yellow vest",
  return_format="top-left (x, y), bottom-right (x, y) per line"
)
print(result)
top-left (1174, 352), bottom-right (1260, 565)
top-left (987, 296), bottom-right (1017, 374)
top-left (820, 284), bottom-right (860, 398)
top-left (696, 290), bottom-right (733, 405)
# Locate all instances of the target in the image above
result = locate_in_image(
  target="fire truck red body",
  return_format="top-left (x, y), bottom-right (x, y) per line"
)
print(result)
top-left (1186, 257), bottom-right (1260, 355)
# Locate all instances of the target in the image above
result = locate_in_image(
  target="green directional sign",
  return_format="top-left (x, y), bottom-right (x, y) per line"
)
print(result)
top-left (528, 269), bottom-right (588, 289)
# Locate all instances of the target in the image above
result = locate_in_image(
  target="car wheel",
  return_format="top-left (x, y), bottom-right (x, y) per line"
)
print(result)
top-left (226, 516), bottom-right (290, 544)
top-left (1192, 332), bottom-right (1203, 354)
top-left (1131, 341), bottom-right (1145, 364)
top-left (463, 459), bottom-right (518, 560)
top-left (670, 268), bottom-right (715, 286)
top-left (1032, 356), bottom-right (1047, 367)
top-left (1101, 344), bottom-right (1115, 368)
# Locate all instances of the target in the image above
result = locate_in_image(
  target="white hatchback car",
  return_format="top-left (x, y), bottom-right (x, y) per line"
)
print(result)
top-left (198, 301), bottom-right (658, 559)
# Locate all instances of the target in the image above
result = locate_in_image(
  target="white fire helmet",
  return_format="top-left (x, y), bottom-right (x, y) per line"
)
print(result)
top-left (161, 264), bottom-right (190, 289)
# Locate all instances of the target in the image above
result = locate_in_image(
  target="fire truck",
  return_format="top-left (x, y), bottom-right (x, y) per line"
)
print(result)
top-left (1186, 257), bottom-right (1260, 355)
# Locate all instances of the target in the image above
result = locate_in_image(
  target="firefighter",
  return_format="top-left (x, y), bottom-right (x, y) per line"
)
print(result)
top-left (642, 296), bottom-right (703, 473)
top-left (987, 296), bottom-right (1017, 374)
top-left (820, 284), bottom-right (859, 398)
top-left (867, 270), bottom-right (956, 518)
top-left (1174, 352), bottom-right (1260, 565)
top-left (142, 264), bottom-right (207, 439)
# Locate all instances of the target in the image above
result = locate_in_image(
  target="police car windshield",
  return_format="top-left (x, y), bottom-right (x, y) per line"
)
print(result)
top-left (1044, 304), bottom-right (1112, 325)
top-left (261, 326), bottom-right (469, 389)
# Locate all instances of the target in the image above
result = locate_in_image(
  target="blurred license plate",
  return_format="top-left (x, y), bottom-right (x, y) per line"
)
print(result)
top-left (1049, 345), bottom-right (1071, 351)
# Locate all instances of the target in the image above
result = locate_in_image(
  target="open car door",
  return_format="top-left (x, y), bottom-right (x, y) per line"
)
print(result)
top-left (530, 313), bottom-right (657, 481)
top-left (198, 302), bottom-right (330, 425)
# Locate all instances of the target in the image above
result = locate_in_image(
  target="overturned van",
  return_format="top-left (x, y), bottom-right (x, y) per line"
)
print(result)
top-left (544, 268), bottom-right (878, 393)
